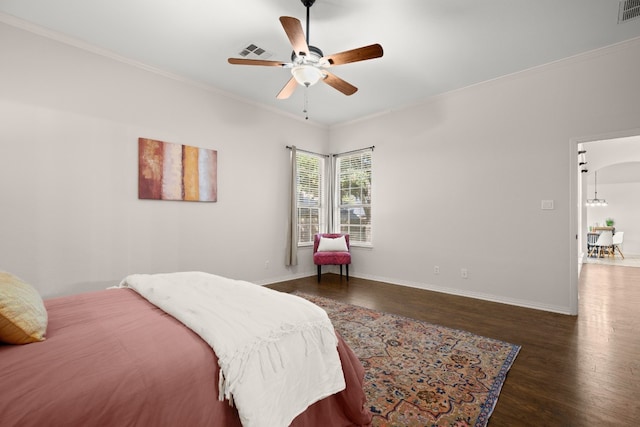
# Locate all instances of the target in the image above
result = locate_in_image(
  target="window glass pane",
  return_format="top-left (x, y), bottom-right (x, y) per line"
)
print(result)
top-left (296, 152), bottom-right (324, 245)
top-left (335, 150), bottom-right (372, 245)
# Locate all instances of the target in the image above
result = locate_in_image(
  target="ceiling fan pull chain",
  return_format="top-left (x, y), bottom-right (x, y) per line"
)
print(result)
top-left (303, 87), bottom-right (309, 120)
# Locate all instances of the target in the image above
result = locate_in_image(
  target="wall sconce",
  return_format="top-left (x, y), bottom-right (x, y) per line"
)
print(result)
top-left (578, 149), bottom-right (588, 173)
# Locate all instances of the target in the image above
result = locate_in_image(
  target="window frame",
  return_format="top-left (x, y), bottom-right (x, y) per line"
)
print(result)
top-left (333, 149), bottom-right (373, 247)
top-left (295, 151), bottom-right (326, 247)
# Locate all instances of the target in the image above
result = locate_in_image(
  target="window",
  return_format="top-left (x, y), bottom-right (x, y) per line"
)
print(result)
top-left (296, 152), bottom-right (325, 246)
top-left (335, 150), bottom-right (372, 245)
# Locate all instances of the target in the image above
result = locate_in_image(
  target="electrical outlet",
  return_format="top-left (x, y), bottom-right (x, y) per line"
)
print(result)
top-left (264, 260), bottom-right (270, 269)
top-left (434, 266), bottom-right (440, 274)
top-left (461, 268), bottom-right (468, 279)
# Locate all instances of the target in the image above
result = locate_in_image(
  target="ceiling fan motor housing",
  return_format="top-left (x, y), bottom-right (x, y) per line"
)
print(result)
top-left (290, 45), bottom-right (324, 62)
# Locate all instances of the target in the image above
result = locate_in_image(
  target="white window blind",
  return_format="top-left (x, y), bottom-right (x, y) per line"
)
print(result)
top-left (296, 152), bottom-right (325, 245)
top-left (335, 149), bottom-right (372, 245)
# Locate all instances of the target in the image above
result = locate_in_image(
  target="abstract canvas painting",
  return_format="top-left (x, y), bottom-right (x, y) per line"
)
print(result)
top-left (138, 138), bottom-right (217, 202)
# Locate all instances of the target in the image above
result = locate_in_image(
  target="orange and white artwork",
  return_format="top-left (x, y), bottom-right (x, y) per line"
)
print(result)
top-left (138, 138), bottom-right (217, 202)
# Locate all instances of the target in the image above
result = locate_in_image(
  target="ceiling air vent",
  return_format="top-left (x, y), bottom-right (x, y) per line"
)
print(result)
top-left (237, 44), bottom-right (273, 59)
top-left (618, 0), bottom-right (640, 23)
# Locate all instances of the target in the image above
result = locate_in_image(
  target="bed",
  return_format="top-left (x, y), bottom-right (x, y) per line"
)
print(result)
top-left (0, 272), bottom-right (372, 427)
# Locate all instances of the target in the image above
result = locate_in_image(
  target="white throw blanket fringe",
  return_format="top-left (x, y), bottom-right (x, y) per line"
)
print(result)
top-left (117, 272), bottom-right (346, 427)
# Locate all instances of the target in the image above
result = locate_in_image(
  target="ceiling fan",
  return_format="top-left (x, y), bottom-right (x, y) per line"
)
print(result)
top-left (227, 0), bottom-right (383, 100)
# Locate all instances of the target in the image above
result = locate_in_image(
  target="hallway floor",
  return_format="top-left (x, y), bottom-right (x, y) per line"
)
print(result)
top-left (583, 253), bottom-right (640, 268)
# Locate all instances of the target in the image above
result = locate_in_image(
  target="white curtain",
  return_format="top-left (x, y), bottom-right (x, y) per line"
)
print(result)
top-left (285, 146), bottom-right (298, 266)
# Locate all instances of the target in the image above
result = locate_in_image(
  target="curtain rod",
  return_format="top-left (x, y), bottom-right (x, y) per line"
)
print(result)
top-left (285, 146), bottom-right (329, 158)
top-left (286, 145), bottom-right (375, 157)
top-left (332, 146), bottom-right (375, 157)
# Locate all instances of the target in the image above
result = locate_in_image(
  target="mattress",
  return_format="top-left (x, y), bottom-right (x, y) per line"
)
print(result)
top-left (0, 288), bottom-right (371, 426)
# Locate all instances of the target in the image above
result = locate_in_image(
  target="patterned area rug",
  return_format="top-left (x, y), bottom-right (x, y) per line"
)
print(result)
top-left (294, 293), bottom-right (520, 427)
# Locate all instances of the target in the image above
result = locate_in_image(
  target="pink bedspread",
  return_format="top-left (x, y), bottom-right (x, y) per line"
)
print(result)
top-left (0, 288), bottom-right (371, 427)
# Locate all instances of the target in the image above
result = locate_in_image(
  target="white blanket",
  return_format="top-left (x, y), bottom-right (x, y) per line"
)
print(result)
top-left (117, 272), bottom-right (345, 427)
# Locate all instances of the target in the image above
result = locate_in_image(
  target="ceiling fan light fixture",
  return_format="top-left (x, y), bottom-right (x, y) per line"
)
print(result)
top-left (292, 65), bottom-right (323, 87)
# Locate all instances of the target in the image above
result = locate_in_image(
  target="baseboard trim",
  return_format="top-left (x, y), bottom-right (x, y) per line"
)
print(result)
top-left (254, 271), bottom-right (316, 286)
top-left (355, 273), bottom-right (574, 315)
top-left (260, 270), bottom-right (573, 315)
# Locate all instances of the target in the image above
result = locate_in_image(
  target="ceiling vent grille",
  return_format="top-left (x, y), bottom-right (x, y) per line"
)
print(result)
top-left (237, 44), bottom-right (273, 60)
top-left (618, 0), bottom-right (640, 23)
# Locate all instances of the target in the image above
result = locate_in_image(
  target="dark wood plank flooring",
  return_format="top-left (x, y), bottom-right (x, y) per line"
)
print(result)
top-left (268, 264), bottom-right (640, 426)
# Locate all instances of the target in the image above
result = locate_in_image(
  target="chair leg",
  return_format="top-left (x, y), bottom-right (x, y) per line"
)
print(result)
top-left (317, 265), bottom-right (321, 282)
top-left (346, 264), bottom-right (349, 281)
top-left (615, 245), bottom-right (625, 259)
top-left (339, 265), bottom-right (343, 277)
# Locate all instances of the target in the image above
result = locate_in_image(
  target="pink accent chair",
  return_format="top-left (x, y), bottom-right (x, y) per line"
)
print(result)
top-left (313, 233), bottom-right (351, 282)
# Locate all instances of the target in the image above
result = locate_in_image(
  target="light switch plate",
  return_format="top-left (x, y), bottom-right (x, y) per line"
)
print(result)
top-left (541, 200), bottom-right (554, 210)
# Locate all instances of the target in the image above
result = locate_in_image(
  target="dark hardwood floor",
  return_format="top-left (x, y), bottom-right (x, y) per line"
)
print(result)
top-left (268, 264), bottom-right (640, 426)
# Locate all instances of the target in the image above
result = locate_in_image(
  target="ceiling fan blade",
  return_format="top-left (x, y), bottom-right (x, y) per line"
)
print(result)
top-left (276, 77), bottom-right (298, 100)
top-left (228, 58), bottom-right (288, 67)
top-left (279, 16), bottom-right (309, 57)
top-left (323, 44), bottom-right (384, 66)
top-left (322, 71), bottom-right (358, 96)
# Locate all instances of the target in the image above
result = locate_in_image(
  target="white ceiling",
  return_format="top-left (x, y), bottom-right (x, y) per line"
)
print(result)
top-left (1, 0), bottom-right (640, 126)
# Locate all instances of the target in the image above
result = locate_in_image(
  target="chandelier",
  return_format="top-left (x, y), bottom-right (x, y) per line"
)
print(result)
top-left (586, 171), bottom-right (608, 207)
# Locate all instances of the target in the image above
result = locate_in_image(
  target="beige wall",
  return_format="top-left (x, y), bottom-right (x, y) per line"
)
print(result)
top-left (0, 21), bottom-right (329, 297)
top-left (329, 38), bottom-right (640, 314)
top-left (3, 17), bottom-right (640, 314)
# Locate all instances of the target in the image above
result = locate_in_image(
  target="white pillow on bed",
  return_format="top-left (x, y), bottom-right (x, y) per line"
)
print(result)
top-left (0, 271), bottom-right (48, 344)
top-left (317, 235), bottom-right (348, 252)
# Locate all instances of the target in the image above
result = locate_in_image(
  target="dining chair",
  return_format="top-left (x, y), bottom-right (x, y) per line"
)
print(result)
top-left (612, 231), bottom-right (625, 259)
top-left (586, 233), bottom-right (599, 256)
top-left (588, 231), bottom-right (614, 258)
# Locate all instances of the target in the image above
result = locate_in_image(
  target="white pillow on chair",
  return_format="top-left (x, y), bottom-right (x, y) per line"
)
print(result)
top-left (317, 236), bottom-right (348, 252)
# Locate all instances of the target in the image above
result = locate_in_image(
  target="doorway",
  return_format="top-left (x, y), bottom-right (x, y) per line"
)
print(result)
top-left (571, 131), bottom-right (640, 313)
